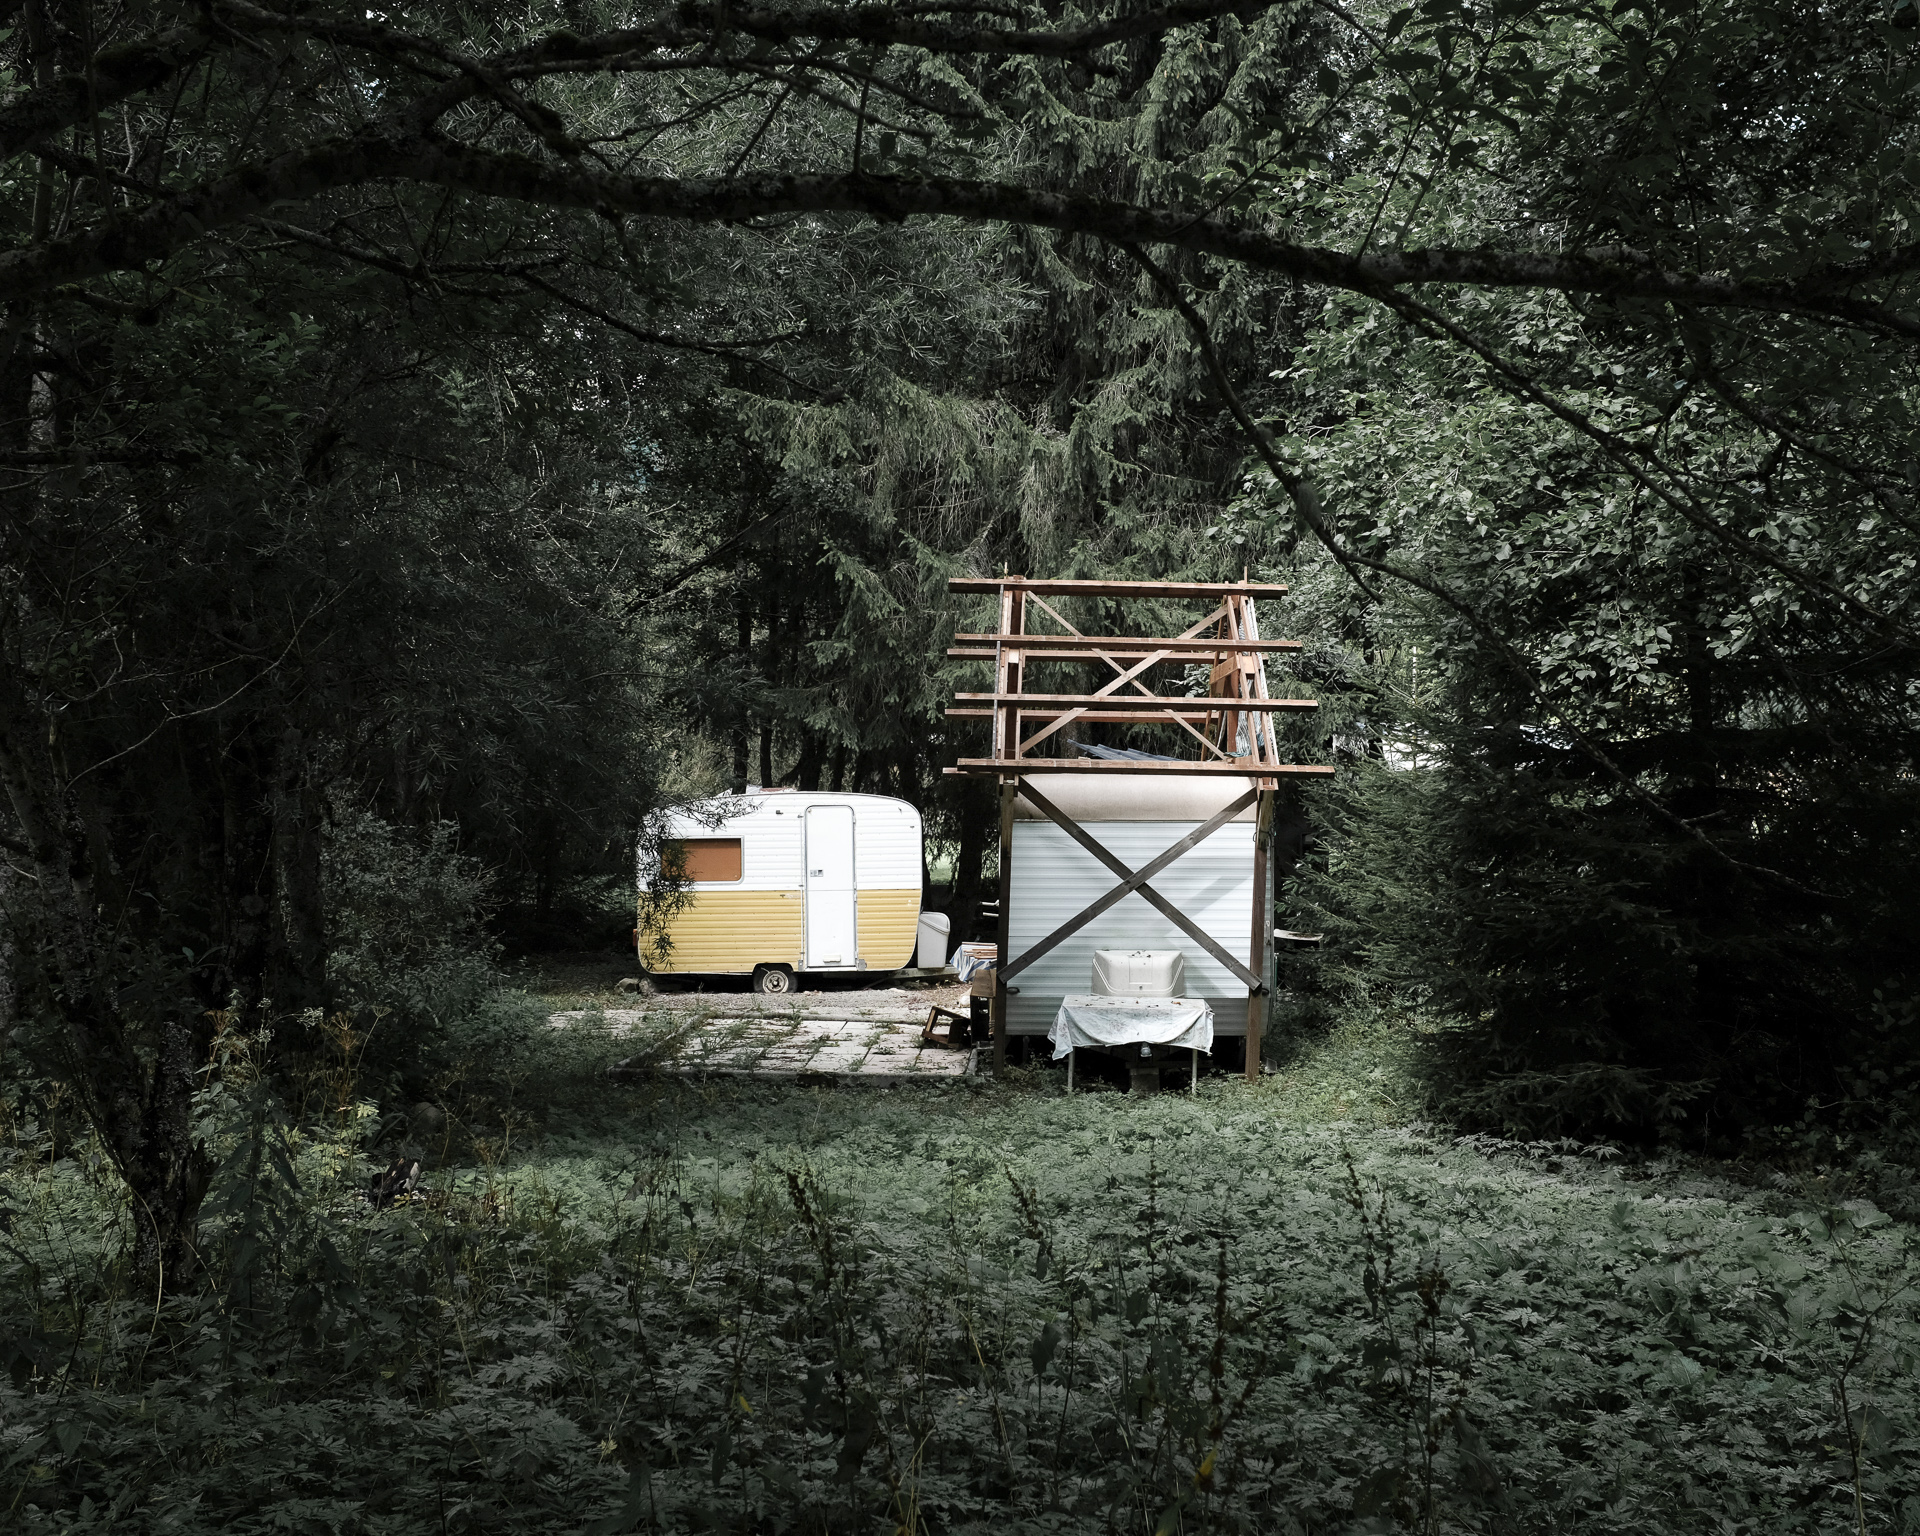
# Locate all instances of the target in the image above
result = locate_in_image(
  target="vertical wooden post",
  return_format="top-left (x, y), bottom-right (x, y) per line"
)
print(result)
top-left (995, 584), bottom-right (1025, 767)
top-left (991, 585), bottom-right (1012, 758)
top-left (1222, 592), bottom-right (1244, 762)
top-left (992, 777), bottom-right (1017, 1075)
top-left (990, 578), bottom-right (1024, 1075)
top-left (1245, 789), bottom-right (1272, 1081)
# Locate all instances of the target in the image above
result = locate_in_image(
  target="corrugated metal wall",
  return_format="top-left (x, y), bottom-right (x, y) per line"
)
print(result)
top-left (1005, 821), bottom-right (1256, 1036)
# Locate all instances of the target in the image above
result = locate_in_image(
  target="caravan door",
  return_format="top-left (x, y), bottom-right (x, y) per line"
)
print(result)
top-left (804, 805), bottom-right (857, 968)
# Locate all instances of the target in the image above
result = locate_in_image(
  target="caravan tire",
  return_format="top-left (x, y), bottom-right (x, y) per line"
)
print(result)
top-left (752, 965), bottom-right (797, 996)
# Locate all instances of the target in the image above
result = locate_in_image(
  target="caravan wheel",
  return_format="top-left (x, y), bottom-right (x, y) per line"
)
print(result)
top-left (752, 965), bottom-right (797, 995)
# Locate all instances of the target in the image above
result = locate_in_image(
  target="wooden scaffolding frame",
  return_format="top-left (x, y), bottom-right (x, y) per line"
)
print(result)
top-left (943, 576), bottom-right (1333, 1080)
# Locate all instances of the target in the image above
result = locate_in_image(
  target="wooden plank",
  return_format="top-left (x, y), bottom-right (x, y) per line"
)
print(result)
top-left (1232, 594), bottom-right (1287, 778)
top-left (956, 693), bottom-right (1318, 712)
top-left (950, 649), bottom-right (1301, 663)
top-left (950, 634), bottom-right (1302, 654)
top-left (948, 578), bottom-right (1290, 599)
top-left (948, 759), bottom-right (1335, 777)
top-left (991, 587), bottom-right (1018, 761)
top-left (1017, 645), bottom-right (1177, 757)
top-left (955, 709), bottom-right (1233, 722)
top-left (949, 708), bottom-right (1261, 722)
top-left (1012, 604), bottom-right (1237, 761)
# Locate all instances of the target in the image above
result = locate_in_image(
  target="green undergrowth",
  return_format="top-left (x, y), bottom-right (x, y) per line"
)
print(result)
top-left (2, 999), bottom-right (1917, 1535)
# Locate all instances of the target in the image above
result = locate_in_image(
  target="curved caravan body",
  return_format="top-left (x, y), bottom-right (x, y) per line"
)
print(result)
top-left (639, 792), bottom-right (923, 978)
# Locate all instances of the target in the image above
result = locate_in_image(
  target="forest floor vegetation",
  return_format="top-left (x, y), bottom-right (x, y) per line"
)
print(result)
top-left (2, 986), bottom-right (1916, 1534)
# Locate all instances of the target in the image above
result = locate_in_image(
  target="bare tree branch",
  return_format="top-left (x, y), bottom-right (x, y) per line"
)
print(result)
top-left (0, 22), bottom-right (217, 164)
top-left (11, 125), bottom-right (1918, 340)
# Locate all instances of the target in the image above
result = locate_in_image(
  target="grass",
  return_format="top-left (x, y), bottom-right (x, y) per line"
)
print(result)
top-left (2, 992), bottom-right (1917, 1534)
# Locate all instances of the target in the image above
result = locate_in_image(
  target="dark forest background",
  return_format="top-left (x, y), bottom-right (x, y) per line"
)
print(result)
top-left (1, 0), bottom-right (1917, 1282)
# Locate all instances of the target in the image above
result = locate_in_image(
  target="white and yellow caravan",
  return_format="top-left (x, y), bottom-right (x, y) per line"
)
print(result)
top-left (638, 791), bottom-right (923, 993)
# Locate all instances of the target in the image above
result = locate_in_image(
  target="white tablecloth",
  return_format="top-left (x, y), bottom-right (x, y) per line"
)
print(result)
top-left (1048, 995), bottom-right (1214, 1059)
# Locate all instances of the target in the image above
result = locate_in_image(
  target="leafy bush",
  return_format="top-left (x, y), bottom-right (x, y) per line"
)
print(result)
top-left (323, 806), bottom-right (501, 1090)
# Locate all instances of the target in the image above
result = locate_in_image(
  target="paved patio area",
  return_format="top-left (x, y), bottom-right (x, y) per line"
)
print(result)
top-left (554, 989), bottom-right (979, 1083)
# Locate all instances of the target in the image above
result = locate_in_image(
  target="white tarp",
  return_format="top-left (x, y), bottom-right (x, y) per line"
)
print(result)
top-left (1047, 995), bottom-right (1214, 1058)
top-left (954, 949), bottom-right (997, 983)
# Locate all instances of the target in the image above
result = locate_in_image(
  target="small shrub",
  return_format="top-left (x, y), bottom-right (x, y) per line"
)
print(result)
top-left (324, 804), bottom-right (501, 1089)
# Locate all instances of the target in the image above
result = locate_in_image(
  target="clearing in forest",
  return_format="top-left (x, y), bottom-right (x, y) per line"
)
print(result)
top-left (4, 998), bottom-right (1914, 1534)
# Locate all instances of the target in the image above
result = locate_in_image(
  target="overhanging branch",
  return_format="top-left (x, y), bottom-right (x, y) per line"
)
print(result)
top-left (0, 0), bottom-right (1274, 174)
top-left (1123, 241), bottom-right (1839, 902)
top-left (12, 139), bottom-right (1919, 336)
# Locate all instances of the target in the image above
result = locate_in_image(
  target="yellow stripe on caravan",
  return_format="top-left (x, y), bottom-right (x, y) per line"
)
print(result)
top-left (642, 887), bottom-right (922, 973)
top-left (644, 890), bottom-right (802, 974)
top-left (857, 888), bottom-right (922, 970)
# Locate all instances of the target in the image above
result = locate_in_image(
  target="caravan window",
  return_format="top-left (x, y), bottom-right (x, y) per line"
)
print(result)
top-left (669, 838), bottom-right (742, 883)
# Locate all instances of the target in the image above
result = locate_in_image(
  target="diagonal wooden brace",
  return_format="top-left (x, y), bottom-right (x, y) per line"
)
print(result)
top-left (1001, 781), bottom-right (1263, 992)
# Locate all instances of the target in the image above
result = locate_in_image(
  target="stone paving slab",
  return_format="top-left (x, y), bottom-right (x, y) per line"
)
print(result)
top-left (555, 1007), bottom-right (977, 1083)
top-left (634, 986), bottom-right (962, 1026)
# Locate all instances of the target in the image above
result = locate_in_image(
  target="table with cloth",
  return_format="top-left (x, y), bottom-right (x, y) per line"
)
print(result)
top-left (1047, 995), bottom-right (1214, 1092)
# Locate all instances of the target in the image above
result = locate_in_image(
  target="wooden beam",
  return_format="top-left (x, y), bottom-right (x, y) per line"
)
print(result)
top-left (992, 779), bottom-right (1016, 1077)
top-left (1017, 646), bottom-right (1181, 756)
top-left (1003, 782), bottom-right (1254, 982)
top-left (1005, 782), bottom-right (1264, 992)
top-left (957, 693), bottom-right (1318, 712)
top-left (950, 634), bottom-right (1303, 654)
top-left (1247, 791), bottom-right (1272, 1082)
top-left (990, 586), bottom-right (1023, 761)
top-left (948, 578), bottom-right (1290, 599)
top-left (1011, 604), bottom-right (1236, 761)
top-left (949, 708), bottom-right (1266, 723)
top-left (950, 649), bottom-right (1299, 663)
top-left (949, 759), bottom-right (1335, 776)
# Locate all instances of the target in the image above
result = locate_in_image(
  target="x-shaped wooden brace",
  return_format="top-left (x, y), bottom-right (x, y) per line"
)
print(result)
top-left (998, 780), bottom-right (1264, 993)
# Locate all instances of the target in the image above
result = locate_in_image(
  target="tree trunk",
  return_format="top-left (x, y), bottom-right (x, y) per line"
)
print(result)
top-left (950, 780), bottom-right (990, 942)
top-left (895, 745), bottom-right (921, 809)
top-left (269, 725), bottom-right (328, 1017)
top-left (0, 857), bottom-right (14, 1063)
top-left (761, 586), bottom-right (780, 789)
top-left (0, 673), bottom-right (215, 1289)
top-left (219, 718), bottom-right (275, 1033)
top-left (795, 730), bottom-right (824, 791)
top-left (732, 568), bottom-right (753, 792)
top-left (532, 811), bottom-right (558, 927)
